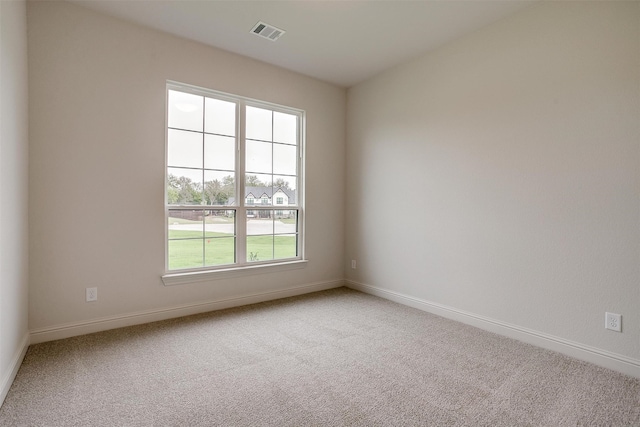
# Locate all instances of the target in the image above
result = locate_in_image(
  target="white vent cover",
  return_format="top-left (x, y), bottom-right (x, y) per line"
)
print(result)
top-left (250, 21), bottom-right (285, 41)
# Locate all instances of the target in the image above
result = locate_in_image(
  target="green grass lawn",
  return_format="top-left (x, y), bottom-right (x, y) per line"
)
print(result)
top-left (168, 230), bottom-right (297, 270)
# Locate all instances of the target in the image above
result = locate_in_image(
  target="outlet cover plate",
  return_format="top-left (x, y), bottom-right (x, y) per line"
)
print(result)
top-left (605, 312), bottom-right (621, 332)
top-left (86, 287), bottom-right (97, 302)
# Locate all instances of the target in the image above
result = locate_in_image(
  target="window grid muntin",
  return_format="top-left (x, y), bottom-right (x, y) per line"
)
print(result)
top-left (166, 82), bottom-right (303, 273)
top-left (167, 90), bottom-right (236, 208)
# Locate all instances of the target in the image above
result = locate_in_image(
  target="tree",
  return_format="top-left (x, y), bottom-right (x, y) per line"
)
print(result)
top-left (245, 175), bottom-right (264, 187)
top-left (222, 175), bottom-right (235, 199)
top-left (204, 179), bottom-right (223, 205)
top-left (167, 174), bottom-right (202, 205)
top-left (204, 178), bottom-right (235, 205)
top-left (272, 177), bottom-right (292, 190)
top-left (167, 175), bottom-right (180, 204)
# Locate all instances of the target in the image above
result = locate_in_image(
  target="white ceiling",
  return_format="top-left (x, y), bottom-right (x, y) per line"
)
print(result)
top-left (69, 0), bottom-right (536, 88)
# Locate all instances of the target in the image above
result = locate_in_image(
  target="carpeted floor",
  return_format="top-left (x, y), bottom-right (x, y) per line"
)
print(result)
top-left (1, 287), bottom-right (638, 426)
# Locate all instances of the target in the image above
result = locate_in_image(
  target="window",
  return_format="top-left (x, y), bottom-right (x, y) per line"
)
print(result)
top-left (166, 82), bottom-right (303, 272)
top-left (276, 197), bottom-right (283, 205)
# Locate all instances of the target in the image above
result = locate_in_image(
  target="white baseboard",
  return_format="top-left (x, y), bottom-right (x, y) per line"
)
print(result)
top-left (346, 280), bottom-right (640, 379)
top-left (30, 280), bottom-right (344, 344)
top-left (0, 332), bottom-right (29, 408)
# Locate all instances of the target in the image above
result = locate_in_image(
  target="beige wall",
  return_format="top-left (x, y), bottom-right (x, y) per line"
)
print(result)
top-left (27, 1), bottom-right (346, 336)
top-left (23, 0), bottom-right (640, 376)
top-left (346, 1), bottom-right (639, 363)
top-left (0, 0), bottom-right (30, 403)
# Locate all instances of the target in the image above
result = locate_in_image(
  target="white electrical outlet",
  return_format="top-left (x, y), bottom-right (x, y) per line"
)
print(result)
top-left (86, 287), bottom-right (98, 302)
top-left (351, 260), bottom-right (356, 269)
top-left (605, 312), bottom-right (621, 332)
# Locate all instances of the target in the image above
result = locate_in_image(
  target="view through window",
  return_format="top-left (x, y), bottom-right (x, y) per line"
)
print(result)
top-left (166, 83), bottom-right (303, 271)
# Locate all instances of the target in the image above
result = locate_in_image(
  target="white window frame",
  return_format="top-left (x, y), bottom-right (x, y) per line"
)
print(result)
top-left (163, 81), bottom-right (306, 284)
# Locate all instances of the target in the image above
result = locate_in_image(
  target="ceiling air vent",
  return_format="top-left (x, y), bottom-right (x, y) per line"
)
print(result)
top-left (250, 21), bottom-right (285, 42)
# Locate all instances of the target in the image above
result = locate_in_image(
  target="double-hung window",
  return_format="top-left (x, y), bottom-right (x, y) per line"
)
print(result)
top-left (165, 82), bottom-right (303, 273)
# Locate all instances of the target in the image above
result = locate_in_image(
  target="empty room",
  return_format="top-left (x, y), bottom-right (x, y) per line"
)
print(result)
top-left (1, 0), bottom-right (639, 425)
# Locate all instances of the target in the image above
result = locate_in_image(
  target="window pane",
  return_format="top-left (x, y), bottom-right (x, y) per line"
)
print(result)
top-left (205, 237), bottom-right (235, 266)
top-left (247, 210), bottom-right (274, 262)
top-left (204, 134), bottom-right (235, 171)
top-left (274, 234), bottom-right (297, 260)
top-left (246, 140), bottom-right (272, 174)
top-left (168, 90), bottom-right (203, 132)
top-left (168, 239), bottom-right (203, 270)
top-left (273, 143), bottom-right (297, 176)
top-left (247, 236), bottom-right (274, 262)
top-left (168, 209), bottom-right (204, 239)
top-left (247, 210), bottom-right (273, 235)
top-left (204, 210), bottom-right (235, 237)
top-left (275, 211), bottom-right (297, 234)
top-left (244, 174), bottom-right (273, 206)
top-left (205, 98), bottom-right (236, 136)
top-left (246, 106), bottom-right (272, 141)
top-left (245, 173), bottom-right (272, 189)
top-left (204, 171), bottom-right (235, 206)
top-left (273, 175), bottom-right (296, 205)
top-left (273, 112), bottom-right (297, 145)
top-left (167, 129), bottom-right (202, 168)
top-left (167, 168), bottom-right (203, 205)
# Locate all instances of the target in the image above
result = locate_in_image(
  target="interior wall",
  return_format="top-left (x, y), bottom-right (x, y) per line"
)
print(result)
top-left (0, 0), bottom-right (30, 403)
top-left (27, 1), bottom-right (346, 335)
top-left (346, 1), bottom-right (639, 361)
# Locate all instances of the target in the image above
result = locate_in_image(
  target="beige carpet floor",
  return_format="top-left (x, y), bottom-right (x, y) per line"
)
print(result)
top-left (0, 287), bottom-right (638, 426)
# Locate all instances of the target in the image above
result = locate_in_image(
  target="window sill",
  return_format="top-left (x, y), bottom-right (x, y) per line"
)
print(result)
top-left (161, 259), bottom-right (308, 286)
